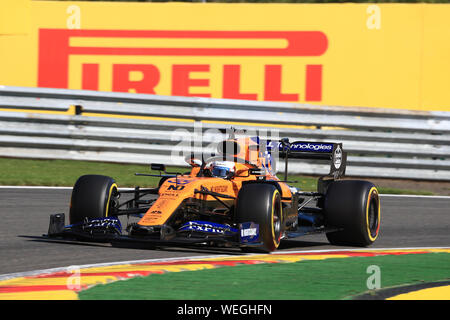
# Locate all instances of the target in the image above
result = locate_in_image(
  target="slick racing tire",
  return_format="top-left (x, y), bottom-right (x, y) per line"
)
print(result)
top-left (69, 175), bottom-right (118, 224)
top-left (324, 180), bottom-right (381, 247)
top-left (236, 183), bottom-right (283, 253)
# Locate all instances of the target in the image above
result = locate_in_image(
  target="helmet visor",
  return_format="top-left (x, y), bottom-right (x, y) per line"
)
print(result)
top-left (212, 166), bottom-right (230, 178)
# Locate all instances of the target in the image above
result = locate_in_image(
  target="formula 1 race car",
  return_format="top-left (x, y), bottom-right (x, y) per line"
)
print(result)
top-left (46, 133), bottom-right (381, 253)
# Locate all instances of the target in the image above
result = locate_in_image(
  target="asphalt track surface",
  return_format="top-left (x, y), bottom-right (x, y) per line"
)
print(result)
top-left (0, 187), bottom-right (449, 276)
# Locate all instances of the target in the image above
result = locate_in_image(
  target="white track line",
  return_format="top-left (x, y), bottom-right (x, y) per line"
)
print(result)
top-left (0, 186), bottom-right (73, 189)
top-left (1, 246), bottom-right (449, 281)
top-left (379, 194), bottom-right (450, 199)
top-left (1, 186), bottom-right (450, 199)
top-left (1, 186), bottom-right (448, 279)
top-left (0, 254), bottom-right (233, 281)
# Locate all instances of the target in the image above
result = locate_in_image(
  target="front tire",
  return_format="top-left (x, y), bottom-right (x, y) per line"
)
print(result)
top-left (235, 183), bottom-right (283, 253)
top-left (324, 180), bottom-right (381, 247)
top-left (69, 175), bottom-right (118, 224)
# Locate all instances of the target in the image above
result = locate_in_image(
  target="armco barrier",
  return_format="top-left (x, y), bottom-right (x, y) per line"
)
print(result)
top-left (0, 86), bottom-right (449, 181)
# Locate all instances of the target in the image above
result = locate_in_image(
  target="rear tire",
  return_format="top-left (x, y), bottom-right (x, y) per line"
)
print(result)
top-left (324, 180), bottom-right (381, 247)
top-left (235, 183), bottom-right (283, 253)
top-left (69, 175), bottom-right (118, 224)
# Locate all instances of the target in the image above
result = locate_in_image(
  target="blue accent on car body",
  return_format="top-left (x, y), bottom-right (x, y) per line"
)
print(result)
top-left (298, 213), bottom-right (319, 225)
top-left (178, 221), bottom-right (238, 235)
top-left (289, 142), bottom-right (333, 153)
top-left (66, 216), bottom-right (122, 234)
top-left (166, 178), bottom-right (192, 185)
top-left (239, 222), bottom-right (260, 243)
top-left (266, 141), bottom-right (334, 153)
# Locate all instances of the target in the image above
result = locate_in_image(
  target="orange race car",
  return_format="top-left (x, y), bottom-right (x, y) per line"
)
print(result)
top-left (47, 132), bottom-right (381, 252)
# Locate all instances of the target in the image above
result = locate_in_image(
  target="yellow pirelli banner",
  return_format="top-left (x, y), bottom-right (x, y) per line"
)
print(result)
top-left (0, 0), bottom-right (449, 111)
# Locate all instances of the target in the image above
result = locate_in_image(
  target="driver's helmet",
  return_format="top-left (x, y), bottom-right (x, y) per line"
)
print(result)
top-left (210, 161), bottom-right (235, 178)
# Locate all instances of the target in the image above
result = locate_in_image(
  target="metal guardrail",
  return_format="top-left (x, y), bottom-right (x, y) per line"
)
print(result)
top-left (0, 85), bottom-right (449, 181)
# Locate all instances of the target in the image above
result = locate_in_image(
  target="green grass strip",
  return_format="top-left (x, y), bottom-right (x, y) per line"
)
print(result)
top-left (0, 157), bottom-right (318, 190)
top-left (0, 157), bottom-right (173, 188)
top-left (79, 252), bottom-right (450, 300)
top-left (0, 157), bottom-right (435, 194)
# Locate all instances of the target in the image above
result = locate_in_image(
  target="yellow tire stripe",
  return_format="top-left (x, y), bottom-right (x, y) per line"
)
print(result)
top-left (271, 189), bottom-right (281, 248)
top-left (105, 183), bottom-right (118, 218)
top-left (366, 187), bottom-right (381, 242)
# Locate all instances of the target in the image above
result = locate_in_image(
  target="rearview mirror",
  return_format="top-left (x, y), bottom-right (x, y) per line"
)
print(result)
top-left (150, 163), bottom-right (166, 172)
top-left (249, 168), bottom-right (265, 176)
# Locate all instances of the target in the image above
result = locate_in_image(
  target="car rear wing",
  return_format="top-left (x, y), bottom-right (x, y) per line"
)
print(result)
top-left (266, 139), bottom-right (347, 180)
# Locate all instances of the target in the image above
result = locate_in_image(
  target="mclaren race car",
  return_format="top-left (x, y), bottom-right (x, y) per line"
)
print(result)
top-left (46, 134), bottom-right (381, 252)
